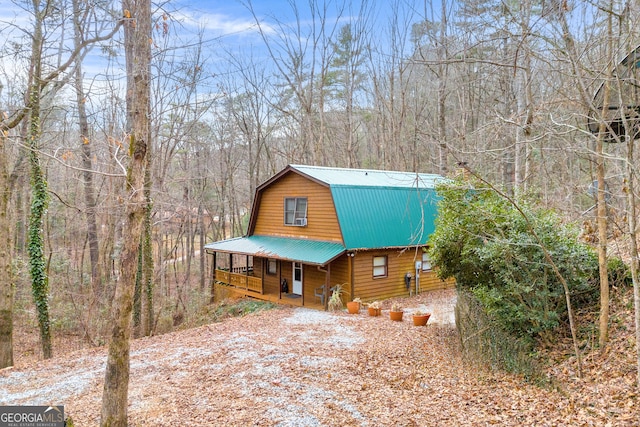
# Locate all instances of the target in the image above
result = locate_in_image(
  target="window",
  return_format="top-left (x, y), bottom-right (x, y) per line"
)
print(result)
top-left (373, 255), bottom-right (387, 278)
top-left (422, 252), bottom-right (432, 271)
top-left (284, 197), bottom-right (308, 226)
top-left (267, 259), bottom-right (277, 275)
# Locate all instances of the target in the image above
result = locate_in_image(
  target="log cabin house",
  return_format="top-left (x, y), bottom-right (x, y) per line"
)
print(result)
top-left (204, 164), bottom-right (454, 310)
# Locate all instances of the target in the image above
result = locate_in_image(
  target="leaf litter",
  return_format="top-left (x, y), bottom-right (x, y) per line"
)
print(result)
top-left (0, 289), bottom-right (638, 426)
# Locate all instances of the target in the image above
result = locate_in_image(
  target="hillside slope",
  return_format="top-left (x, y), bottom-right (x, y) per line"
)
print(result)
top-left (1, 289), bottom-right (638, 426)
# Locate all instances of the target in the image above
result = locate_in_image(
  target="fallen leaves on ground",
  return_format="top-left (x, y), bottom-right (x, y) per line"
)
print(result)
top-left (1, 289), bottom-right (638, 426)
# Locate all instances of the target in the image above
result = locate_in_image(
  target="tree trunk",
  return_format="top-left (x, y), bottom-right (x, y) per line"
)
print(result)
top-left (73, 0), bottom-right (101, 294)
top-left (198, 202), bottom-right (205, 292)
top-left (133, 242), bottom-right (142, 338)
top-left (596, 11), bottom-right (613, 348)
top-left (515, 0), bottom-right (534, 193)
top-left (556, 4), bottom-right (610, 352)
top-left (143, 164), bottom-right (154, 336)
top-left (0, 133), bottom-right (13, 368)
top-left (26, 4), bottom-right (52, 360)
top-left (624, 126), bottom-right (640, 389)
top-left (437, 0), bottom-right (448, 176)
top-left (100, 0), bottom-right (151, 424)
top-left (618, 37), bottom-right (640, 389)
top-left (596, 128), bottom-right (610, 347)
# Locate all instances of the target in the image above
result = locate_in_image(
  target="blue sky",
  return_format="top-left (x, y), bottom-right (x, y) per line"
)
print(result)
top-left (169, 0), bottom-right (269, 40)
top-left (0, 0), bottom-right (601, 106)
top-left (159, 0), bottom-right (425, 81)
top-left (166, 0), bottom-right (388, 52)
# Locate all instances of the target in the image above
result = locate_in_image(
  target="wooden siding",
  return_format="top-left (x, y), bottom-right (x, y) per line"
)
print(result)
top-left (352, 248), bottom-right (454, 301)
top-left (213, 252), bottom-right (453, 309)
top-left (419, 270), bottom-right (455, 292)
top-left (326, 255), bottom-right (351, 300)
top-left (302, 264), bottom-right (327, 305)
top-left (256, 257), bottom-right (351, 306)
top-left (253, 172), bottom-right (343, 243)
top-left (257, 258), bottom-right (282, 296)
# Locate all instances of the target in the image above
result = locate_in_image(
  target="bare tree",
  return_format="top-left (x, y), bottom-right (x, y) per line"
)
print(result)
top-left (366, 0), bottom-right (416, 170)
top-left (0, 124), bottom-right (14, 369)
top-left (0, 0), bottom-right (120, 367)
top-left (72, 0), bottom-right (101, 293)
top-left (246, 0), bottom-right (345, 166)
top-left (100, 0), bottom-right (151, 423)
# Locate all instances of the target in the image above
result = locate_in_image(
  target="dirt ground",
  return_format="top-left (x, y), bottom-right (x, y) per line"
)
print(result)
top-left (1, 289), bottom-right (638, 426)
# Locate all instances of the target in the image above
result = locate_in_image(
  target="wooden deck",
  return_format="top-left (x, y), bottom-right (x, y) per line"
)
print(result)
top-left (214, 280), bottom-right (326, 310)
top-left (215, 269), bottom-right (263, 294)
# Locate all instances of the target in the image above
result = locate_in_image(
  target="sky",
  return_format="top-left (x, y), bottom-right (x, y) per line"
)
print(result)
top-left (164, 0), bottom-right (390, 61)
top-left (0, 0), bottom-right (604, 113)
top-left (168, 0), bottom-right (270, 43)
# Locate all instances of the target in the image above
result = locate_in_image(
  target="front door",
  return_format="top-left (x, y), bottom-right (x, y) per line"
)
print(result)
top-left (292, 262), bottom-right (303, 295)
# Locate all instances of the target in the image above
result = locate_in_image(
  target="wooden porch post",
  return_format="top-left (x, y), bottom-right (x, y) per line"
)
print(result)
top-left (348, 253), bottom-right (354, 300)
top-left (261, 258), bottom-right (265, 294)
top-left (326, 264), bottom-right (331, 309)
top-left (278, 260), bottom-right (282, 299)
top-left (210, 252), bottom-right (216, 303)
top-left (245, 255), bottom-right (250, 291)
top-left (322, 265), bottom-right (329, 310)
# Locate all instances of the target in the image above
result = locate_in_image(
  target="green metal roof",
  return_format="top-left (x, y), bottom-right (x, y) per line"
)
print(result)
top-left (331, 185), bottom-right (440, 249)
top-left (290, 165), bottom-right (444, 250)
top-left (207, 165), bottom-right (445, 260)
top-left (204, 235), bottom-right (346, 266)
top-left (291, 164), bottom-right (443, 188)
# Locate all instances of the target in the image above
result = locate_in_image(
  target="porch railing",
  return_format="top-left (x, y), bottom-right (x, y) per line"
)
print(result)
top-left (215, 269), bottom-right (263, 294)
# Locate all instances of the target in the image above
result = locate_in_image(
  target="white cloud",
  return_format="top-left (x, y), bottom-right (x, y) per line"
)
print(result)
top-left (175, 10), bottom-right (276, 38)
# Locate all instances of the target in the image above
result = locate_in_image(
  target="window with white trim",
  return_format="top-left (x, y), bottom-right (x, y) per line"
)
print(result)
top-left (422, 252), bottom-right (432, 271)
top-left (373, 255), bottom-right (388, 278)
top-left (284, 197), bottom-right (308, 226)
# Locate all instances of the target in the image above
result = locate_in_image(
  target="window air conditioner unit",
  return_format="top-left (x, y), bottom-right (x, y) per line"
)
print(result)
top-left (295, 217), bottom-right (307, 226)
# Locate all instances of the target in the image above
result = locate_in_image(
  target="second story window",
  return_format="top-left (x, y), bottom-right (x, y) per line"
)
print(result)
top-left (284, 197), bottom-right (307, 226)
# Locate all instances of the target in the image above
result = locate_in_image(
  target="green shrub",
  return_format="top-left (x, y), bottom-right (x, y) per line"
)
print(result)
top-left (607, 256), bottom-right (632, 288)
top-left (455, 290), bottom-right (540, 379)
top-left (429, 178), bottom-right (598, 347)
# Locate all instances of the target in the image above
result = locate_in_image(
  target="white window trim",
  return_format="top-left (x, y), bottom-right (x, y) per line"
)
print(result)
top-left (284, 197), bottom-right (308, 226)
top-left (422, 252), bottom-right (432, 271)
top-left (373, 255), bottom-right (387, 278)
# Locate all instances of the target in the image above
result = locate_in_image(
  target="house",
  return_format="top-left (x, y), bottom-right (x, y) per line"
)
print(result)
top-left (204, 164), bottom-right (454, 309)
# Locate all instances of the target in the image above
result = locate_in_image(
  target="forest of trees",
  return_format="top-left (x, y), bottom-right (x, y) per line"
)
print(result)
top-left (1, 0), bottom-right (640, 421)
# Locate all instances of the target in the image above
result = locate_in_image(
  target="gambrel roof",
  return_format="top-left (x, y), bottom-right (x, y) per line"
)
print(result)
top-left (288, 165), bottom-right (443, 250)
top-left (205, 164), bottom-right (445, 264)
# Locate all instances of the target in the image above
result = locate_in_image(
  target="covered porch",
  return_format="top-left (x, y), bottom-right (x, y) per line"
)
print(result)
top-left (205, 235), bottom-right (346, 310)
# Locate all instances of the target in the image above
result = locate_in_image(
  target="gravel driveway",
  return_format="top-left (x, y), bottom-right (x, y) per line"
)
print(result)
top-left (1, 290), bottom-right (633, 426)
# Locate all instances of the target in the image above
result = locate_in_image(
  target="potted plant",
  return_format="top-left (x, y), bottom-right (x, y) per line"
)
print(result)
top-left (412, 310), bottom-right (431, 326)
top-left (346, 297), bottom-right (361, 314)
top-left (328, 284), bottom-right (345, 311)
top-left (389, 303), bottom-right (403, 321)
top-left (367, 301), bottom-right (382, 317)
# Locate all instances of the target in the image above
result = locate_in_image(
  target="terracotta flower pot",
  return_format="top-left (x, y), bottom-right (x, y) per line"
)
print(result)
top-left (346, 301), bottom-right (360, 314)
top-left (412, 313), bottom-right (431, 326)
top-left (367, 307), bottom-right (381, 317)
top-left (389, 310), bottom-right (403, 321)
